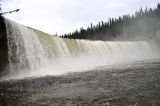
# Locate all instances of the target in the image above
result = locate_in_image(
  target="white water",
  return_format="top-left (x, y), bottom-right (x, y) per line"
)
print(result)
top-left (3, 19), bottom-right (160, 79)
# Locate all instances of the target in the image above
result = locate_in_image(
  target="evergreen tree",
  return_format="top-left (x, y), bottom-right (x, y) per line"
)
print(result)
top-left (157, 3), bottom-right (160, 9)
top-left (62, 3), bottom-right (160, 41)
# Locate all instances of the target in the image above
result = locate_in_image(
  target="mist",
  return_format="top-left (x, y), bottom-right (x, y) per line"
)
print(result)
top-left (1, 4), bottom-right (160, 80)
top-left (62, 5), bottom-right (160, 47)
top-left (0, 18), bottom-right (159, 80)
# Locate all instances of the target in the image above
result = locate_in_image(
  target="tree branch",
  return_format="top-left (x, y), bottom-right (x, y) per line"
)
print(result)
top-left (0, 9), bottom-right (20, 15)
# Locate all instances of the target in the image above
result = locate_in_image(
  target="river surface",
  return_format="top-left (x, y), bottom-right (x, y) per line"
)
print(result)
top-left (0, 60), bottom-right (160, 106)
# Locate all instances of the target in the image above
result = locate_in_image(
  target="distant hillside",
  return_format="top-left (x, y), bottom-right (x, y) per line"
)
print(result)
top-left (61, 3), bottom-right (160, 41)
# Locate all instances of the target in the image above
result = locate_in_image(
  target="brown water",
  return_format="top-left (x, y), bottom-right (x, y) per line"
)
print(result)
top-left (4, 18), bottom-right (160, 79)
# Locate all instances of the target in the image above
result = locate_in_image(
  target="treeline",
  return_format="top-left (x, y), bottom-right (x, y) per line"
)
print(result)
top-left (61, 3), bottom-right (160, 41)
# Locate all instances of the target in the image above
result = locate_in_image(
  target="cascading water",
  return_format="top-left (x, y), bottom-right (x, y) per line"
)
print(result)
top-left (3, 18), bottom-right (160, 79)
top-left (5, 19), bottom-right (47, 75)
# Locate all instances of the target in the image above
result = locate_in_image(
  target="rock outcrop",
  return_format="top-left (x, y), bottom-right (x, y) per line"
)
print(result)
top-left (0, 16), bottom-right (8, 76)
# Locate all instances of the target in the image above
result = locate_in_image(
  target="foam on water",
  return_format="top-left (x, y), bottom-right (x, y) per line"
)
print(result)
top-left (3, 18), bottom-right (160, 79)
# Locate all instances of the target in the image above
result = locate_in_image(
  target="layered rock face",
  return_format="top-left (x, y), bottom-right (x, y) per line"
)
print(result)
top-left (0, 16), bottom-right (8, 76)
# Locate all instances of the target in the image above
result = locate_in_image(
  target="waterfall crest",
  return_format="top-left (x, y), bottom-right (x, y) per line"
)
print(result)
top-left (3, 18), bottom-right (160, 78)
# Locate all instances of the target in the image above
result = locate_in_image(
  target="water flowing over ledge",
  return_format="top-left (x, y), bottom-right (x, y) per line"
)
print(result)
top-left (0, 18), bottom-right (160, 79)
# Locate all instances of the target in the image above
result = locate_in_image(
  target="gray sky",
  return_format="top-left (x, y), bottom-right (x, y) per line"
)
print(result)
top-left (1, 0), bottom-right (160, 35)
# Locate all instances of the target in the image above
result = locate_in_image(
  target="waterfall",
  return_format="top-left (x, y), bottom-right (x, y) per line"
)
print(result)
top-left (3, 18), bottom-right (160, 78)
top-left (5, 19), bottom-right (47, 75)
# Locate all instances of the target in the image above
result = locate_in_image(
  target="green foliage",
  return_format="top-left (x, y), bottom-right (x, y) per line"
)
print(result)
top-left (61, 3), bottom-right (160, 41)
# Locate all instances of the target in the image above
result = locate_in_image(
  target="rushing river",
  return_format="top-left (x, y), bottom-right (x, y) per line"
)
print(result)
top-left (2, 18), bottom-right (160, 79)
top-left (0, 60), bottom-right (160, 106)
top-left (0, 17), bottom-right (160, 106)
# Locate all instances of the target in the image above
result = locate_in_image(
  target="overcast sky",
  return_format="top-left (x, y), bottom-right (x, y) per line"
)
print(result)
top-left (1, 0), bottom-right (160, 35)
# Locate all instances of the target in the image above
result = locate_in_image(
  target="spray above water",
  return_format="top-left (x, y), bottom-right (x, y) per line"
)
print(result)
top-left (2, 18), bottom-right (160, 79)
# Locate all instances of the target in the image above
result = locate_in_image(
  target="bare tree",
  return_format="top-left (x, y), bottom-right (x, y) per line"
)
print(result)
top-left (0, 0), bottom-right (2, 13)
top-left (0, 9), bottom-right (20, 15)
